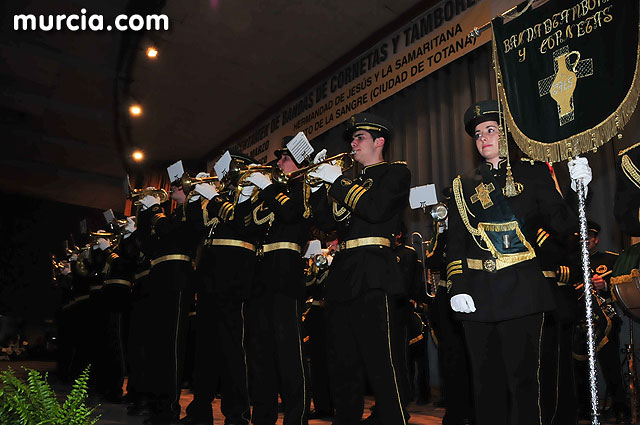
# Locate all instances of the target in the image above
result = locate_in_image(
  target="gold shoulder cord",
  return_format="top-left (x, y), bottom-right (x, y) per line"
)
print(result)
top-left (201, 199), bottom-right (220, 228)
top-left (253, 202), bottom-right (275, 227)
top-left (621, 154), bottom-right (640, 189)
top-left (303, 182), bottom-right (312, 219)
top-left (452, 176), bottom-right (490, 252)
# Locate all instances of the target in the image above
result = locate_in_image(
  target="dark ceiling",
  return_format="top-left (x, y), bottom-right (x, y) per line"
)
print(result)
top-left (1, 0), bottom-right (439, 212)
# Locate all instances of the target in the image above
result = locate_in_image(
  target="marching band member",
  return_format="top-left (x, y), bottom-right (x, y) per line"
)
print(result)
top-left (447, 100), bottom-right (588, 425)
top-left (243, 139), bottom-right (316, 425)
top-left (309, 113), bottom-right (411, 425)
top-left (135, 169), bottom-right (204, 425)
top-left (183, 154), bottom-right (259, 425)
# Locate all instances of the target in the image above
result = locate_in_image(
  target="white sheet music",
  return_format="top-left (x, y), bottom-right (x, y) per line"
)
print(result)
top-left (409, 184), bottom-right (438, 210)
top-left (286, 132), bottom-right (314, 164)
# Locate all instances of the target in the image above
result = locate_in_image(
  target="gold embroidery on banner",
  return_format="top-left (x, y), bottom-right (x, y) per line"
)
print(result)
top-left (470, 182), bottom-right (495, 209)
top-left (538, 47), bottom-right (593, 126)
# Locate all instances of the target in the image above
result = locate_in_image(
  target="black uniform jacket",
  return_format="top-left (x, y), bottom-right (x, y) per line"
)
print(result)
top-left (614, 142), bottom-right (640, 236)
top-left (251, 181), bottom-right (313, 299)
top-left (102, 234), bottom-right (138, 310)
top-left (447, 159), bottom-right (578, 322)
top-left (200, 192), bottom-right (258, 300)
top-left (138, 200), bottom-right (204, 261)
top-left (315, 161), bottom-right (411, 302)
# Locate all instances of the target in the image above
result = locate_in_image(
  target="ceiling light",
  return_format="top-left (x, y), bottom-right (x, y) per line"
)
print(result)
top-left (132, 150), bottom-right (144, 162)
top-left (129, 104), bottom-right (142, 116)
top-left (146, 47), bottom-right (158, 59)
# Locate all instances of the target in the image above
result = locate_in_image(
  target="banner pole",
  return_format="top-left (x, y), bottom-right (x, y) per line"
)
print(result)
top-left (576, 179), bottom-right (600, 425)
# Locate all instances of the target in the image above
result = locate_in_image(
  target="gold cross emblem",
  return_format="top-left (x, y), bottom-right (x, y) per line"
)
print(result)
top-left (471, 183), bottom-right (495, 209)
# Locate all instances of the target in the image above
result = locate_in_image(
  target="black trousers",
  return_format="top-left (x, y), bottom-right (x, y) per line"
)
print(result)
top-left (127, 276), bottom-right (153, 399)
top-left (137, 261), bottom-right (192, 414)
top-left (326, 290), bottom-right (408, 425)
top-left (463, 313), bottom-right (545, 425)
top-left (431, 286), bottom-right (474, 425)
top-left (187, 291), bottom-right (251, 425)
top-left (304, 306), bottom-right (333, 414)
top-left (575, 318), bottom-right (627, 412)
top-left (246, 291), bottom-right (308, 425)
top-left (540, 295), bottom-right (577, 425)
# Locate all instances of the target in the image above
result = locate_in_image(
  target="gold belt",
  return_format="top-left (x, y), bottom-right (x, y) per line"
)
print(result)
top-left (259, 242), bottom-right (301, 255)
top-left (150, 254), bottom-right (192, 267)
top-left (103, 279), bottom-right (133, 287)
top-left (339, 237), bottom-right (391, 250)
top-left (210, 239), bottom-right (256, 252)
top-left (135, 270), bottom-right (150, 280)
top-left (466, 256), bottom-right (530, 273)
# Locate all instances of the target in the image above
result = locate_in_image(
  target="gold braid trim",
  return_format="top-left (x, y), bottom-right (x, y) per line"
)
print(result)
top-left (303, 181), bottom-right (312, 219)
top-left (621, 154), bottom-right (640, 189)
top-left (253, 202), bottom-right (275, 226)
top-left (611, 269), bottom-right (640, 285)
top-left (477, 221), bottom-right (537, 265)
top-left (493, 21), bottom-right (640, 163)
top-left (619, 141), bottom-right (640, 156)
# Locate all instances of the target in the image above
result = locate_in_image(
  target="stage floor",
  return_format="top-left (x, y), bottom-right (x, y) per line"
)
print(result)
top-left (0, 360), bottom-right (624, 424)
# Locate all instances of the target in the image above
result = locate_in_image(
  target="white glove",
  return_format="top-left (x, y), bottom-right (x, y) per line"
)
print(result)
top-left (69, 253), bottom-right (78, 262)
top-left (568, 156), bottom-right (592, 196)
top-left (238, 185), bottom-right (255, 203)
top-left (450, 294), bottom-right (476, 313)
top-left (313, 149), bottom-right (327, 164)
top-left (195, 183), bottom-right (218, 200)
top-left (140, 194), bottom-right (161, 210)
top-left (97, 238), bottom-right (111, 251)
top-left (246, 172), bottom-right (272, 190)
top-left (123, 217), bottom-right (136, 239)
top-left (195, 172), bottom-right (210, 179)
top-left (308, 163), bottom-right (342, 184)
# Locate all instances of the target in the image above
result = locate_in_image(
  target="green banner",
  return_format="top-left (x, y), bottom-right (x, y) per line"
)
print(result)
top-left (492, 0), bottom-right (640, 163)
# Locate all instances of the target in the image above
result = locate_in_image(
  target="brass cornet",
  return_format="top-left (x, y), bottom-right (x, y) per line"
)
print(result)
top-left (180, 172), bottom-right (225, 195)
top-left (128, 187), bottom-right (169, 206)
top-left (287, 151), bottom-right (355, 186)
top-left (225, 160), bottom-right (288, 187)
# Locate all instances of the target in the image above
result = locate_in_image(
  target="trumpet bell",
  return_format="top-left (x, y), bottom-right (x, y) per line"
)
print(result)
top-left (430, 203), bottom-right (448, 221)
top-left (129, 187), bottom-right (169, 206)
